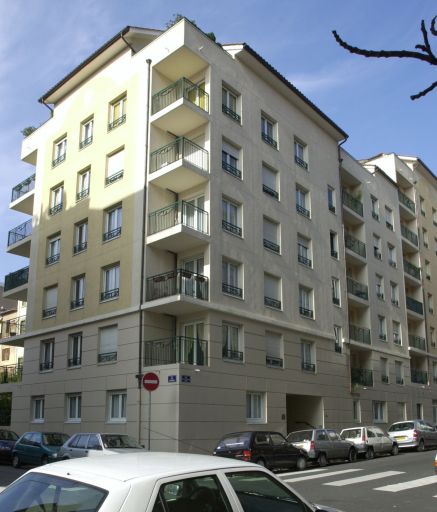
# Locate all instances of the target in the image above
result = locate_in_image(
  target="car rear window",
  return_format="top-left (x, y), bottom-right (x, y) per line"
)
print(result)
top-left (216, 433), bottom-right (252, 450)
top-left (0, 430), bottom-right (18, 441)
top-left (388, 422), bottom-right (414, 432)
top-left (287, 431), bottom-right (312, 443)
top-left (43, 433), bottom-right (69, 446)
top-left (101, 434), bottom-right (143, 448)
top-left (341, 429), bottom-right (361, 439)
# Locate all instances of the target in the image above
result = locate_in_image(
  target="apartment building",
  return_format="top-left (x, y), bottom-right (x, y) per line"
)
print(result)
top-left (2, 18), bottom-right (437, 452)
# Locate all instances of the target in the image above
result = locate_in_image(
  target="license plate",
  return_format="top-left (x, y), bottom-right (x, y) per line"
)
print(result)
top-left (395, 436), bottom-right (406, 440)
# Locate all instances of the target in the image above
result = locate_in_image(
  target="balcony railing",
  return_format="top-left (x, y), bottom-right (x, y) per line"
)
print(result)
top-left (299, 306), bottom-right (314, 318)
top-left (73, 242), bottom-right (87, 254)
top-left (223, 347), bottom-right (243, 361)
top-left (49, 202), bottom-right (63, 216)
top-left (351, 368), bottom-right (373, 387)
top-left (0, 364), bottom-right (23, 384)
top-left (342, 190), bottom-right (363, 216)
top-left (406, 296), bottom-right (423, 315)
top-left (70, 298), bottom-right (84, 310)
top-left (148, 201), bottom-right (208, 236)
top-left (42, 307), bottom-right (56, 318)
top-left (295, 155), bottom-right (308, 170)
top-left (298, 254), bottom-right (312, 267)
top-left (266, 355), bottom-right (283, 368)
top-left (222, 160), bottom-right (241, 179)
top-left (146, 269), bottom-right (208, 302)
top-left (108, 114), bottom-right (126, 131)
top-left (39, 361), bottom-right (54, 371)
top-left (103, 227), bottom-right (122, 242)
top-left (265, 296), bottom-right (281, 309)
top-left (144, 336), bottom-right (208, 366)
top-left (262, 184), bottom-right (279, 199)
top-left (347, 277), bottom-right (368, 300)
top-left (76, 188), bottom-right (89, 201)
top-left (0, 315), bottom-right (26, 339)
top-left (11, 174), bottom-right (35, 202)
top-left (100, 289), bottom-right (119, 301)
top-left (68, 357), bottom-right (81, 367)
top-left (4, 266), bottom-right (29, 292)
top-left (302, 361), bottom-right (316, 372)
top-left (105, 170), bottom-right (124, 185)
top-left (150, 137), bottom-right (208, 174)
top-left (152, 78), bottom-right (209, 115)
top-left (409, 334), bottom-right (426, 351)
top-left (403, 259), bottom-right (421, 280)
top-left (222, 104), bottom-right (241, 123)
top-left (411, 368), bottom-right (427, 385)
top-left (52, 153), bottom-right (66, 168)
top-left (263, 239), bottom-right (280, 253)
top-left (401, 224), bottom-right (418, 246)
top-left (296, 204), bottom-right (310, 218)
top-left (46, 253), bottom-right (60, 265)
top-left (98, 351), bottom-right (117, 363)
top-left (261, 132), bottom-right (277, 148)
top-left (222, 283), bottom-right (243, 298)
top-left (349, 324), bottom-right (371, 345)
top-left (344, 233), bottom-right (366, 258)
top-left (8, 219), bottom-right (32, 246)
top-left (398, 190), bottom-right (415, 213)
top-left (222, 220), bottom-right (242, 237)
top-left (79, 136), bottom-right (93, 149)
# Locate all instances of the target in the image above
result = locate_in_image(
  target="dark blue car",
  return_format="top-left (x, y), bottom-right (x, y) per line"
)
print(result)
top-left (0, 430), bottom-right (19, 464)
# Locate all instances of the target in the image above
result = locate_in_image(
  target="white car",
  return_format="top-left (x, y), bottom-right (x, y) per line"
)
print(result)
top-left (0, 451), bottom-right (344, 511)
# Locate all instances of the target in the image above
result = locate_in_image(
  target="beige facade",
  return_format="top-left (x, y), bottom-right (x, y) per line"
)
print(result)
top-left (2, 19), bottom-right (437, 452)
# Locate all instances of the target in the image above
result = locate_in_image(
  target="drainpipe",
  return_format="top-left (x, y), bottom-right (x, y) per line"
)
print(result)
top-left (138, 58), bottom-right (152, 445)
top-left (38, 99), bottom-right (53, 116)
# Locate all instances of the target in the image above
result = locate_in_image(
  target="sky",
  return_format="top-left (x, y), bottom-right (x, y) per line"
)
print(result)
top-left (1, 0), bottom-right (436, 278)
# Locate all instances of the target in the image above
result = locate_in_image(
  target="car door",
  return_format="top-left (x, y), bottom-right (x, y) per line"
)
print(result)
top-left (366, 427), bottom-right (379, 453)
top-left (15, 433), bottom-right (32, 464)
top-left (269, 432), bottom-right (297, 468)
top-left (315, 429), bottom-right (331, 458)
top-left (327, 430), bottom-right (347, 458)
top-left (374, 427), bottom-right (391, 453)
top-left (87, 434), bottom-right (103, 457)
top-left (29, 433), bottom-right (43, 464)
top-left (252, 432), bottom-right (272, 466)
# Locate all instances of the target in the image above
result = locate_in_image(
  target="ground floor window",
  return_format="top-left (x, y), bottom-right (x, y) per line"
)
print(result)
top-left (353, 399), bottom-right (361, 422)
top-left (246, 391), bottom-right (266, 424)
top-left (108, 390), bottom-right (126, 422)
top-left (372, 400), bottom-right (386, 422)
top-left (32, 396), bottom-right (45, 422)
top-left (66, 394), bottom-right (82, 422)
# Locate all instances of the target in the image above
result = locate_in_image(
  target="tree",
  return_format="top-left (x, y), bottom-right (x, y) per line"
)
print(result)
top-left (166, 13), bottom-right (216, 42)
top-left (333, 16), bottom-right (437, 100)
top-left (21, 126), bottom-right (36, 137)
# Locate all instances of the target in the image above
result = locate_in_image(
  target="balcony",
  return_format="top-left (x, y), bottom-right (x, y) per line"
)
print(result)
top-left (261, 131), bottom-right (277, 149)
top-left (223, 347), bottom-right (244, 362)
top-left (222, 283), bottom-right (243, 298)
top-left (406, 296), bottom-right (423, 316)
top-left (0, 315), bottom-right (26, 339)
top-left (73, 242), bottom-right (87, 254)
top-left (7, 219), bottom-right (32, 257)
top-left (105, 170), bottom-right (124, 186)
top-left (266, 355), bottom-right (283, 368)
top-left (147, 201), bottom-right (209, 251)
top-left (71, 298), bottom-right (84, 310)
top-left (145, 269), bottom-right (209, 314)
top-left (411, 368), bottom-right (427, 385)
top-left (144, 336), bottom-right (208, 366)
top-left (295, 155), bottom-right (308, 170)
top-left (401, 224), bottom-right (418, 247)
top-left (10, 174), bottom-right (35, 214)
top-left (263, 239), bottom-right (280, 254)
top-left (349, 324), bottom-right (371, 345)
top-left (151, 78), bottom-right (209, 135)
top-left (108, 114), bottom-right (126, 131)
top-left (3, 266), bottom-right (29, 300)
top-left (103, 227), bottom-right (122, 242)
top-left (298, 253), bottom-right (312, 268)
top-left (79, 136), bottom-right (93, 150)
top-left (351, 368), bottom-right (373, 387)
top-left (403, 259), bottom-right (421, 281)
top-left (76, 188), bottom-right (89, 201)
top-left (347, 277), bottom-right (368, 301)
top-left (222, 160), bottom-right (241, 179)
top-left (46, 253), bottom-right (60, 265)
top-left (222, 220), bottom-right (242, 237)
top-left (409, 334), bottom-right (426, 351)
top-left (0, 364), bottom-right (23, 384)
top-left (222, 104), bottom-right (241, 123)
top-left (52, 153), bottom-right (66, 168)
top-left (262, 184), bottom-right (279, 199)
top-left (149, 137), bottom-right (209, 192)
top-left (344, 233), bottom-right (366, 260)
top-left (265, 296), bottom-right (281, 310)
top-left (296, 204), bottom-right (310, 218)
top-left (342, 190), bottom-right (363, 217)
top-left (49, 202), bottom-right (63, 216)
top-left (398, 190), bottom-right (416, 215)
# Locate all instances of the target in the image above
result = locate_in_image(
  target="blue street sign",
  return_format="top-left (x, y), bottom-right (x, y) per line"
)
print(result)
top-left (181, 375), bottom-right (191, 383)
top-left (168, 375), bottom-right (177, 383)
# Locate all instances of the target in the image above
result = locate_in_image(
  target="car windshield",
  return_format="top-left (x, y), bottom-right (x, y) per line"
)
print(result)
top-left (101, 434), bottom-right (143, 448)
top-left (43, 433), bottom-right (70, 446)
top-left (341, 429), bottom-right (361, 439)
top-left (0, 430), bottom-right (18, 441)
top-left (0, 472), bottom-right (107, 512)
top-left (388, 422), bottom-right (414, 432)
top-left (215, 433), bottom-right (252, 450)
top-left (286, 431), bottom-right (312, 443)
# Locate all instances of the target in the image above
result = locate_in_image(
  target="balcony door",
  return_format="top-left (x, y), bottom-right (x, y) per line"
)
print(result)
top-left (183, 195), bottom-right (205, 232)
top-left (183, 257), bottom-right (204, 298)
top-left (183, 322), bottom-right (205, 365)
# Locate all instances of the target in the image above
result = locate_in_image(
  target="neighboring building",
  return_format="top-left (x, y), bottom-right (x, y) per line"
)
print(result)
top-left (2, 19), bottom-right (437, 451)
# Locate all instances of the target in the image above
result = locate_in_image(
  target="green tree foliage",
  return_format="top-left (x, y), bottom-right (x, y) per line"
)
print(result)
top-left (166, 14), bottom-right (216, 42)
top-left (21, 126), bottom-right (37, 137)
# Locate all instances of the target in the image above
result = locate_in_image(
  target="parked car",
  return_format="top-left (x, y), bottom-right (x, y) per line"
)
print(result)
top-left (340, 426), bottom-right (398, 458)
top-left (0, 452), bottom-right (345, 511)
top-left (12, 431), bottom-right (70, 467)
top-left (213, 430), bottom-right (307, 470)
top-left (287, 428), bottom-right (357, 466)
top-left (0, 429), bottom-right (19, 464)
top-left (388, 419), bottom-right (437, 450)
top-left (58, 432), bottom-right (145, 459)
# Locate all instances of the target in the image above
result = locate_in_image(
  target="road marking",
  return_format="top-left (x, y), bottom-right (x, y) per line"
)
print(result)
top-left (0, 486), bottom-right (5, 492)
top-left (375, 475), bottom-right (437, 492)
top-left (283, 468), bottom-right (362, 483)
top-left (280, 468), bottom-right (328, 477)
top-left (325, 471), bottom-right (404, 486)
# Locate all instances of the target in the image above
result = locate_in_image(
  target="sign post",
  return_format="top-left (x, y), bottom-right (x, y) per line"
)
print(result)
top-left (142, 372), bottom-right (159, 450)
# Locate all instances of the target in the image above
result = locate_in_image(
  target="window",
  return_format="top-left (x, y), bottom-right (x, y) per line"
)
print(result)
top-left (262, 163), bottom-right (279, 199)
top-left (264, 273), bottom-right (281, 309)
top-left (68, 333), bottom-right (82, 367)
top-left (98, 325), bottom-right (118, 363)
top-left (246, 391), bottom-right (266, 423)
top-left (373, 401), bottom-right (386, 422)
top-left (299, 286), bottom-right (313, 318)
top-left (261, 114), bottom-right (277, 148)
top-left (49, 184), bottom-right (63, 215)
top-left (385, 206), bottom-right (394, 230)
top-left (80, 117), bottom-right (93, 149)
top-left (416, 403), bottom-right (423, 419)
top-left (43, 286), bottom-right (57, 318)
top-left (106, 148), bottom-right (125, 185)
top-left (222, 323), bottom-right (242, 361)
top-left (297, 235), bottom-right (312, 267)
top-left (373, 234), bottom-right (382, 259)
top-left (108, 390), bottom-right (126, 422)
top-left (1, 348), bottom-right (10, 361)
top-left (74, 220), bottom-right (88, 254)
top-left (397, 402), bottom-right (406, 420)
top-left (103, 205), bottom-right (122, 241)
top-left (353, 399), bottom-right (361, 422)
top-left (294, 139), bottom-right (308, 169)
top-left (263, 217), bottom-right (280, 253)
top-left (388, 243), bottom-right (396, 267)
top-left (420, 196), bottom-right (425, 216)
top-left (46, 234), bottom-right (61, 265)
top-left (222, 86), bottom-right (240, 122)
top-left (390, 281), bottom-right (399, 306)
top-left (66, 394), bottom-right (81, 422)
top-left (108, 94), bottom-right (127, 130)
top-left (327, 186), bottom-right (336, 213)
top-left (378, 315), bottom-right (387, 341)
top-left (222, 140), bottom-right (241, 178)
top-left (395, 361), bottom-right (404, 385)
top-left (52, 136), bottom-right (67, 167)
top-left (301, 340), bottom-right (315, 372)
top-left (423, 228), bottom-right (429, 248)
top-left (331, 277), bottom-right (340, 306)
top-left (32, 396), bottom-right (45, 422)
top-left (265, 331), bottom-right (283, 368)
top-left (222, 197), bottom-right (242, 236)
top-left (296, 185), bottom-right (310, 218)
top-left (77, 168), bottom-right (90, 201)
top-left (101, 264), bottom-right (120, 301)
top-left (371, 195), bottom-right (379, 220)
top-left (222, 258), bottom-right (242, 298)
top-left (334, 325), bottom-right (342, 353)
top-left (431, 327), bottom-right (436, 348)
top-left (425, 260), bottom-right (431, 280)
top-left (330, 231), bottom-right (339, 258)
top-left (428, 293), bottom-right (434, 314)
top-left (71, 275), bottom-right (85, 309)
top-left (376, 274), bottom-right (384, 300)
top-left (380, 357), bottom-right (389, 383)
top-left (40, 339), bottom-right (54, 371)
top-left (393, 321), bottom-right (401, 345)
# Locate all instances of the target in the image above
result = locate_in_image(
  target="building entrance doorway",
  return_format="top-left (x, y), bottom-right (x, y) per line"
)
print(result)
top-left (286, 394), bottom-right (323, 433)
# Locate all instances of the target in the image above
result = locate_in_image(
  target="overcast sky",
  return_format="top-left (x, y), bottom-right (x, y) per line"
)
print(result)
top-left (1, 0), bottom-right (436, 278)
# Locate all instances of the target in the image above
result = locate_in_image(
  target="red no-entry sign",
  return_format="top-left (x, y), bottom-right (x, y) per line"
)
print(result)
top-left (143, 372), bottom-right (159, 391)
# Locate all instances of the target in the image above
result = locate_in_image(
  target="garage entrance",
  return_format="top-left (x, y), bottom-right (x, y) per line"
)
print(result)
top-left (286, 394), bottom-right (324, 433)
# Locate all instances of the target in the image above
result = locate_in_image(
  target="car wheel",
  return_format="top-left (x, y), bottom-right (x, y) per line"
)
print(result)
top-left (348, 448), bottom-right (357, 463)
top-left (317, 453), bottom-right (328, 467)
top-left (11, 454), bottom-right (20, 468)
top-left (365, 447), bottom-right (374, 460)
top-left (41, 455), bottom-right (49, 465)
top-left (417, 439), bottom-right (425, 452)
top-left (296, 456), bottom-right (306, 471)
top-left (391, 444), bottom-right (399, 456)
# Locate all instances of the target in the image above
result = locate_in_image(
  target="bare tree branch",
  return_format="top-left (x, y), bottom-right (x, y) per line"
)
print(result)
top-left (411, 80), bottom-right (437, 100)
top-left (431, 15), bottom-right (437, 36)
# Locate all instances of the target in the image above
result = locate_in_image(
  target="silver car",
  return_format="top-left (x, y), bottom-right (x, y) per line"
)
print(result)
top-left (340, 426), bottom-right (398, 458)
top-left (388, 419), bottom-right (437, 451)
top-left (58, 432), bottom-right (145, 459)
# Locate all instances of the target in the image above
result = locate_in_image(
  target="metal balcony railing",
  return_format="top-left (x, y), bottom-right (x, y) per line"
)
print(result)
top-left (299, 306), bottom-right (314, 318)
top-left (351, 368), bottom-right (373, 387)
top-left (150, 137), bottom-right (209, 174)
top-left (49, 202), bottom-right (63, 216)
top-left (39, 361), bottom-right (54, 371)
top-left (401, 224), bottom-right (418, 246)
top-left (70, 298), bottom-right (84, 310)
top-left (403, 259), bottom-right (421, 280)
top-left (148, 201), bottom-right (208, 236)
top-left (266, 355), bottom-right (283, 368)
top-left (98, 351), bottom-right (117, 363)
top-left (265, 296), bottom-right (281, 309)
top-left (344, 233), bottom-right (366, 258)
top-left (222, 283), bottom-right (243, 298)
top-left (52, 153), bottom-right (66, 168)
top-left (152, 77), bottom-right (209, 115)
top-left (298, 253), bottom-right (312, 267)
top-left (261, 131), bottom-right (277, 148)
top-left (398, 190), bottom-right (415, 213)
top-left (146, 269), bottom-right (208, 302)
top-left (0, 315), bottom-right (26, 339)
top-left (144, 336), bottom-right (208, 366)
top-left (67, 357), bottom-right (81, 367)
top-left (406, 296), bottom-right (424, 315)
top-left (11, 174), bottom-right (35, 202)
top-left (0, 364), bottom-right (23, 384)
top-left (347, 277), bottom-right (368, 300)
top-left (302, 361), bottom-right (316, 372)
top-left (295, 155), bottom-right (308, 170)
top-left (222, 347), bottom-right (243, 361)
top-left (76, 188), bottom-right (89, 201)
top-left (411, 368), bottom-right (427, 385)
top-left (4, 266), bottom-right (29, 292)
top-left (408, 334), bottom-right (426, 351)
top-left (79, 135), bottom-right (93, 149)
top-left (222, 104), bottom-right (241, 123)
top-left (103, 227), bottom-right (122, 242)
top-left (42, 307), bottom-right (56, 318)
top-left (108, 114), bottom-right (126, 131)
top-left (46, 253), bottom-right (60, 265)
top-left (342, 190), bottom-right (363, 217)
top-left (349, 324), bottom-right (371, 345)
top-left (100, 289), bottom-right (119, 301)
top-left (296, 204), bottom-right (310, 218)
top-left (222, 160), bottom-right (241, 179)
top-left (8, 219), bottom-right (32, 246)
top-left (73, 242), bottom-right (87, 254)
top-left (222, 220), bottom-right (242, 237)
top-left (105, 170), bottom-right (124, 185)
top-left (262, 184), bottom-right (279, 199)
top-left (263, 239), bottom-right (280, 253)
